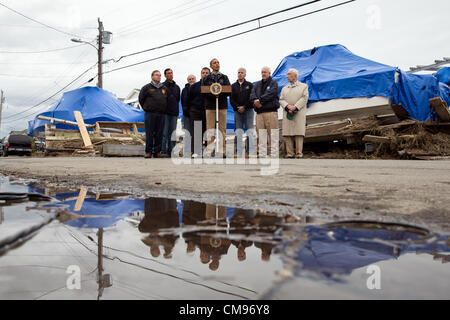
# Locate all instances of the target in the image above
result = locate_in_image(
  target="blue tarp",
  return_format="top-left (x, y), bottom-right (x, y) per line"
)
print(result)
top-left (272, 44), bottom-right (450, 122)
top-left (47, 197), bottom-right (145, 229)
top-left (291, 224), bottom-right (450, 277)
top-left (28, 85), bottom-right (235, 134)
top-left (435, 67), bottom-right (450, 84)
top-left (28, 86), bottom-right (145, 136)
top-left (392, 72), bottom-right (446, 122)
top-left (272, 44), bottom-right (397, 101)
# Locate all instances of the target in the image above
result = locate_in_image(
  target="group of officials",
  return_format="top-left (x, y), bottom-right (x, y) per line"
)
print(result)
top-left (138, 58), bottom-right (309, 159)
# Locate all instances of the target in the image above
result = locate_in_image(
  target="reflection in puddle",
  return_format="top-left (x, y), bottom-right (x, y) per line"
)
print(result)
top-left (0, 176), bottom-right (449, 299)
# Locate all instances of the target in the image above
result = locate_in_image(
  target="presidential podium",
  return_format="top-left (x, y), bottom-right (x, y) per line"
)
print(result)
top-left (201, 83), bottom-right (232, 154)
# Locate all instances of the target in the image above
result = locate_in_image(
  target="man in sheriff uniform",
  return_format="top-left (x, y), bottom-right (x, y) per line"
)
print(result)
top-left (139, 70), bottom-right (168, 158)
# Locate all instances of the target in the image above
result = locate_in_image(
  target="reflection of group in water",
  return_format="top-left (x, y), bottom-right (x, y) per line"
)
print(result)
top-left (138, 197), bottom-right (295, 271)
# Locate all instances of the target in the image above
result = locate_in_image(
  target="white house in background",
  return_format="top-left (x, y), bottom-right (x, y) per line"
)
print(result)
top-left (119, 88), bottom-right (141, 110)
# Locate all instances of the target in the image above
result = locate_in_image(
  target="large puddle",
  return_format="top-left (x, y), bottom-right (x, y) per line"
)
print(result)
top-left (0, 175), bottom-right (449, 299)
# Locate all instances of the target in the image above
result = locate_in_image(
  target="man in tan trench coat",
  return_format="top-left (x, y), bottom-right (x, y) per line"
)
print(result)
top-left (279, 68), bottom-right (309, 158)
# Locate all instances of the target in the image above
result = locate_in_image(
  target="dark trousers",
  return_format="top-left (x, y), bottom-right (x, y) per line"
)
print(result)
top-left (234, 108), bottom-right (255, 155)
top-left (145, 112), bottom-right (165, 155)
top-left (189, 107), bottom-right (206, 155)
top-left (182, 116), bottom-right (192, 155)
top-left (161, 114), bottom-right (178, 155)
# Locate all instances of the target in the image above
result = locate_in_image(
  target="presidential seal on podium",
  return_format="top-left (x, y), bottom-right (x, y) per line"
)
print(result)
top-left (209, 82), bottom-right (223, 96)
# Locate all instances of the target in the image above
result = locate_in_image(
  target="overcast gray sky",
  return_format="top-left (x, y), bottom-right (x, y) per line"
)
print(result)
top-left (0, 0), bottom-right (449, 137)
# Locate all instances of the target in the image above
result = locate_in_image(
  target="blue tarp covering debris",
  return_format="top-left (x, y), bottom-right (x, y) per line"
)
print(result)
top-left (28, 85), bottom-right (235, 134)
top-left (46, 196), bottom-right (145, 229)
top-left (435, 67), bottom-right (450, 85)
top-left (272, 44), bottom-right (450, 122)
top-left (28, 86), bottom-right (145, 136)
top-left (272, 44), bottom-right (397, 101)
top-left (27, 46), bottom-right (450, 134)
top-left (291, 224), bottom-right (450, 277)
top-left (392, 72), bottom-right (446, 122)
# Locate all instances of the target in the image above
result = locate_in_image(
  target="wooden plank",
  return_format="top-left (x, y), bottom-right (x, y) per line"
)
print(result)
top-left (306, 121), bottom-right (351, 139)
top-left (430, 97), bottom-right (450, 122)
top-left (362, 135), bottom-right (391, 144)
top-left (391, 104), bottom-right (410, 120)
top-left (97, 121), bottom-right (145, 129)
top-left (44, 124), bottom-right (50, 136)
top-left (131, 134), bottom-right (145, 145)
top-left (375, 113), bottom-right (400, 125)
top-left (398, 135), bottom-right (416, 140)
top-left (96, 193), bottom-right (130, 200)
top-left (378, 119), bottom-right (417, 130)
top-left (95, 122), bottom-right (101, 134)
top-left (49, 128), bottom-right (82, 133)
top-left (38, 115), bottom-right (95, 128)
top-left (102, 144), bottom-right (145, 157)
top-left (73, 111), bottom-right (93, 148)
top-left (121, 128), bottom-right (132, 135)
top-left (101, 127), bottom-right (124, 133)
top-left (74, 188), bottom-right (88, 212)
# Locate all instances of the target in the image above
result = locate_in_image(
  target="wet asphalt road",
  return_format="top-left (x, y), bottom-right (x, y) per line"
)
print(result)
top-left (1, 157), bottom-right (449, 233)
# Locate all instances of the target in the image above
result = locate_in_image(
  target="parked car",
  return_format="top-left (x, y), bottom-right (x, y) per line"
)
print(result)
top-left (34, 139), bottom-right (46, 153)
top-left (1, 134), bottom-right (33, 157)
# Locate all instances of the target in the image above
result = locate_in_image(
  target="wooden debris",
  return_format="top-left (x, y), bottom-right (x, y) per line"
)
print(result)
top-left (398, 135), bottom-right (416, 140)
top-left (306, 104), bottom-right (394, 125)
top-left (391, 104), bottom-right (410, 120)
top-left (430, 97), bottom-right (450, 122)
top-left (38, 115), bottom-right (96, 128)
top-left (102, 144), bottom-right (145, 157)
top-left (362, 135), bottom-right (391, 144)
top-left (74, 188), bottom-right (88, 212)
top-left (40, 115), bottom-right (146, 157)
top-left (73, 111), bottom-right (93, 149)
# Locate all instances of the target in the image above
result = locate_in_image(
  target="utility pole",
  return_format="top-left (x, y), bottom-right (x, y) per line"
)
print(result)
top-left (71, 19), bottom-right (111, 89)
top-left (97, 18), bottom-right (104, 88)
top-left (97, 227), bottom-right (104, 300)
top-left (0, 90), bottom-right (4, 135)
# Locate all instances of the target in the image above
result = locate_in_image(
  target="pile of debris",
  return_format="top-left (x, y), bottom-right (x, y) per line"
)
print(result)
top-left (39, 111), bottom-right (145, 157)
top-left (301, 97), bottom-right (450, 159)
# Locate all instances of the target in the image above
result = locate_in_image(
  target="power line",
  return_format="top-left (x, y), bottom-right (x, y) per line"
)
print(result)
top-left (0, 73), bottom-right (89, 79)
top-left (0, 44), bottom-right (86, 54)
top-left (105, 0), bottom-right (355, 74)
top-left (0, 1), bottom-right (85, 39)
top-left (114, 0), bottom-right (208, 34)
top-left (0, 61), bottom-right (94, 65)
top-left (115, 0), bottom-right (229, 38)
top-left (1, 72), bottom-right (95, 123)
top-left (1, 63), bottom-right (98, 123)
top-left (10, 45), bottom-right (95, 108)
top-left (112, 0), bottom-right (321, 63)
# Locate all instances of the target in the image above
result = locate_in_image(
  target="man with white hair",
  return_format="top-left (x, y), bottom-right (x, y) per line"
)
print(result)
top-left (230, 67), bottom-right (254, 157)
top-left (279, 68), bottom-right (309, 158)
top-left (250, 66), bottom-right (280, 157)
top-left (181, 74), bottom-right (196, 155)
